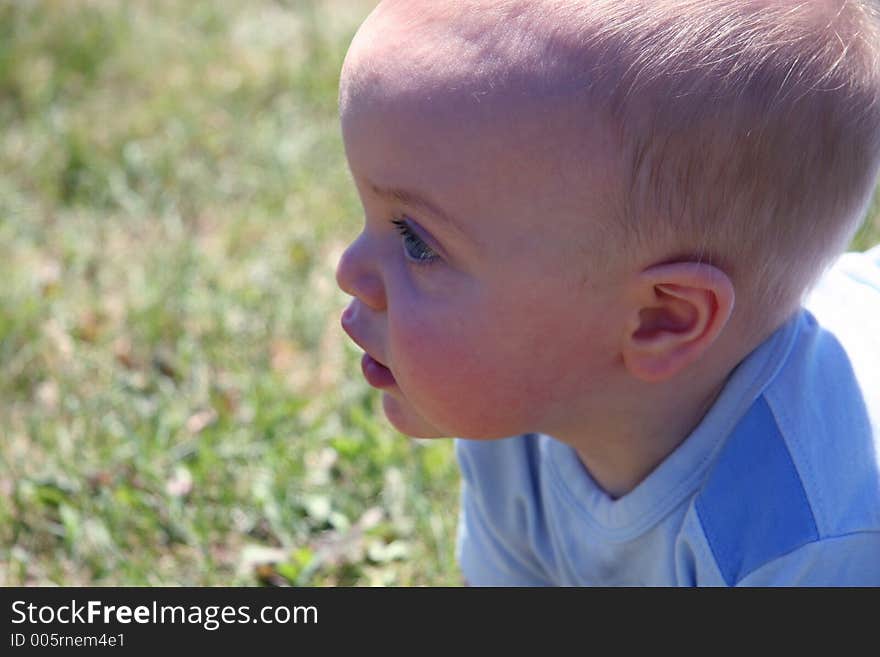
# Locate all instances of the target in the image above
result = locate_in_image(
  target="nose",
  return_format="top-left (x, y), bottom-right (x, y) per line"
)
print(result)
top-left (335, 231), bottom-right (386, 311)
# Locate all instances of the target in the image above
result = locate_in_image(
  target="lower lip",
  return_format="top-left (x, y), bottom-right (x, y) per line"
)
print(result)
top-left (362, 353), bottom-right (397, 389)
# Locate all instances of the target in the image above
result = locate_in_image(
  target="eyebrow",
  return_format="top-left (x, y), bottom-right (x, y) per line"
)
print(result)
top-left (369, 182), bottom-right (468, 237)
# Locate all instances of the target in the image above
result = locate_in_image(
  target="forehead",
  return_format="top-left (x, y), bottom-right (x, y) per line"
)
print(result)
top-left (340, 0), bottom-right (597, 120)
top-left (339, 3), bottom-right (623, 233)
top-left (342, 1), bottom-right (532, 93)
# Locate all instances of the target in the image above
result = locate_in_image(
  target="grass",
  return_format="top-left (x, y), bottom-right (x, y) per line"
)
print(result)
top-left (1, 0), bottom-right (879, 587)
top-left (0, 0), bottom-right (460, 586)
top-left (853, 185), bottom-right (880, 252)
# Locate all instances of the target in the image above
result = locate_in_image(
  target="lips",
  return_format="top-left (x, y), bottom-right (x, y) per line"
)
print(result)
top-left (361, 353), bottom-right (397, 389)
top-left (341, 304), bottom-right (397, 389)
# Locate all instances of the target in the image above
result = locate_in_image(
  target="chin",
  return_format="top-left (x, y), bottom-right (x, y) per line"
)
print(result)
top-left (380, 392), bottom-right (523, 440)
top-left (381, 393), bottom-right (451, 438)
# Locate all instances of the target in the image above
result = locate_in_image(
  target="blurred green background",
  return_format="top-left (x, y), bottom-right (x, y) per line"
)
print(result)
top-left (0, 0), bottom-right (461, 586)
top-left (1, 0), bottom-right (878, 587)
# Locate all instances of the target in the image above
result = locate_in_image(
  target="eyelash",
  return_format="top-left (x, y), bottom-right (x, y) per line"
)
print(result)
top-left (391, 218), bottom-right (439, 266)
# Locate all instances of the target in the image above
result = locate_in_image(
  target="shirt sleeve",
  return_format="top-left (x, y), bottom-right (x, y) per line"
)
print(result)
top-left (735, 532), bottom-right (880, 586)
top-left (455, 439), bottom-right (554, 586)
top-left (457, 478), bottom-right (553, 586)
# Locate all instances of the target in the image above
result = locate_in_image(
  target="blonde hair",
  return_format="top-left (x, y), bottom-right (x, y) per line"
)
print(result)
top-left (348, 0), bottom-right (880, 320)
top-left (549, 0), bottom-right (880, 316)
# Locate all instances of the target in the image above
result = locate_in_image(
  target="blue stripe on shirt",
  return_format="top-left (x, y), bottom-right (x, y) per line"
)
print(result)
top-left (695, 396), bottom-right (819, 585)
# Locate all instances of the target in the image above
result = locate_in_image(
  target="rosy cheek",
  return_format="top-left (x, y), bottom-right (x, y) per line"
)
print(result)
top-left (390, 311), bottom-right (444, 377)
top-left (389, 300), bottom-right (464, 388)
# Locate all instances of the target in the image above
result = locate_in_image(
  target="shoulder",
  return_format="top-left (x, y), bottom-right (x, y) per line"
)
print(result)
top-left (686, 257), bottom-right (880, 584)
top-left (456, 434), bottom-right (542, 485)
top-left (455, 435), bottom-right (546, 535)
top-left (802, 247), bottom-right (880, 422)
top-left (689, 383), bottom-right (880, 584)
top-left (455, 435), bottom-right (558, 585)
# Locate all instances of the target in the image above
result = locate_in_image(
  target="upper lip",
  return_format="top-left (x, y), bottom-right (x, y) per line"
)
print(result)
top-left (340, 306), bottom-right (389, 368)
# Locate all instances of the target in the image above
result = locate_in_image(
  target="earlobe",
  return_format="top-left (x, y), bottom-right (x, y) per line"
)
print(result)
top-left (622, 262), bottom-right (735, 383)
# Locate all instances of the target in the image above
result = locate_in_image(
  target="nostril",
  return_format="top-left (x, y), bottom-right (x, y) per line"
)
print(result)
top-left (341, 302), bottom-right (356, 327)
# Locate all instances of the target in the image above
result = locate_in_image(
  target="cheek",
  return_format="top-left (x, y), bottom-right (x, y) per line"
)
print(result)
top-left (386, 290), bottom-right (557, 437)
top-left (390, 304), bottom-right (474, 398)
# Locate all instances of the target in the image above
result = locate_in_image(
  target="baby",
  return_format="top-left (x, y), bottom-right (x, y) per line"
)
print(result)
top-left (335, 0), bottom-right (880, 585)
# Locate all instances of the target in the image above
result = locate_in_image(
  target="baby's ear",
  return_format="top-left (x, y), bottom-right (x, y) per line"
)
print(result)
top-left (621, 262), bottom-right (735, 383)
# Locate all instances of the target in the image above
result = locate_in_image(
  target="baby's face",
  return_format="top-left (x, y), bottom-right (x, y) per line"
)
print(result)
top-left (336, 3), bottom-right (630, 439)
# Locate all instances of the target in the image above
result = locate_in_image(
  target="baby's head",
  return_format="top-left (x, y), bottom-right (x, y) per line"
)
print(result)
top-left (336, 0), bottom-right (880, 441)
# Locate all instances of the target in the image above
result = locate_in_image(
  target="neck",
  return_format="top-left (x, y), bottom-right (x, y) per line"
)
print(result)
top-left (547, 330), bottom-right (748, 499)
top-left (552, 306), bottom-right (790, 499)
top-left (575, 375), bottom-right (728, 499)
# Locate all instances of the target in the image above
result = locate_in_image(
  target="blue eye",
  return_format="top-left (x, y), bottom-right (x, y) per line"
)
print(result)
top-left (391, 218), bottom-right (439, 265)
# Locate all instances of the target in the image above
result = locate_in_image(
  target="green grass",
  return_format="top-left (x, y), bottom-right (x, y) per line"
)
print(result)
top-left (852, 184), bottom-right (880, 252)
top-left (0, 0), bottom-right (461, 586)
top-left (1, 0), bottom-right (879, 587)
